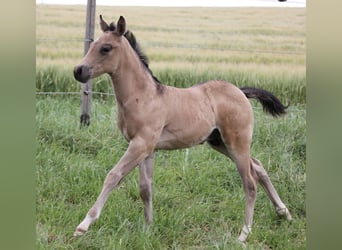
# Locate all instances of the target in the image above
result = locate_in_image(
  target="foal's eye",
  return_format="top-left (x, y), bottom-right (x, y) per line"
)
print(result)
top-left (100, 44), bottom-right (113, 55)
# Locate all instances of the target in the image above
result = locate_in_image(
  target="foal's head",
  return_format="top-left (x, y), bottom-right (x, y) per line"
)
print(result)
top-left (74, 15), bottom-right (128, 83)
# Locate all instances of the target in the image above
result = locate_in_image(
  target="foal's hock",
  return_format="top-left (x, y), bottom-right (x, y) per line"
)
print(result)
top-left (73, 15), bottom-right (292, 242)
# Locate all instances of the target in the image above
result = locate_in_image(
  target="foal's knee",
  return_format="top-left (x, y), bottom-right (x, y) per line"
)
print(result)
top-left (139, 183), bottom-right (151, 201)
top-left (242, 174), bottom-right (258, 198)
top-left (104, 169), bottom-right (123, 188)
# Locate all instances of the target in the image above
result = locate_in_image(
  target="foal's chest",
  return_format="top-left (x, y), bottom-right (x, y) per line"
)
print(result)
top-left (116, 105), bottom-right (146, 142)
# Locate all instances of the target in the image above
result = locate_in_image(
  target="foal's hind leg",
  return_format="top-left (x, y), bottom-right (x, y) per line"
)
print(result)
top-left (251, 157), bottom-right (292, 220)
top-left (208, 139), bottom-right (258, 242)
top-left (139, 153), bottom-right (155, 225)
top-left (234, 153), bottom-right (258, 242)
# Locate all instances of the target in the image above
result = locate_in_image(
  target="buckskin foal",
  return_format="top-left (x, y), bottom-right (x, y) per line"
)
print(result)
top-left (73, 15), bottom-right (292, 242)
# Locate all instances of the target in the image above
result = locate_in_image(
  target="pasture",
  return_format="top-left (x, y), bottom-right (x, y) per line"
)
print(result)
top-left (36, 5), bottom-right (306, 249)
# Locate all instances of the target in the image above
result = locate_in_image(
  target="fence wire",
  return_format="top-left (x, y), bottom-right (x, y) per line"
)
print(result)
top-left (36, 91), bottom-right (115, 96)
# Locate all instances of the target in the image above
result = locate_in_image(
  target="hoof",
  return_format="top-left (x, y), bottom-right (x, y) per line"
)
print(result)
top-left (73, 227), bottom-right (87, 236)
top-left (238, 235), bottom-right (247, 243)
top-left (276, 207), bottom-right (292, 221)
top-left (238, 225), bottom-right (252, 242)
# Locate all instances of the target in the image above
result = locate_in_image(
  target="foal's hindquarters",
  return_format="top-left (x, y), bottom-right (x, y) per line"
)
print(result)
top-left (196, 82), bottom-right (292, 241)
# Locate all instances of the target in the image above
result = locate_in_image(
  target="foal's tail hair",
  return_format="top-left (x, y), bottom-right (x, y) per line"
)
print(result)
top-left (240, 87), bottom-right (288, 116)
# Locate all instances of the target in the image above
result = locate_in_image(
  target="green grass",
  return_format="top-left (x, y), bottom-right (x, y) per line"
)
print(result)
top-left (36, 66), bottom-right (305, 105)
top-left (36, 5), bottom-right (306, 249)
top-left (36, 95), bottom-right (305, 249)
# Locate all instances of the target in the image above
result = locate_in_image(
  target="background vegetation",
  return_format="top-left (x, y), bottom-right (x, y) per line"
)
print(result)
top-left (36, 5), bottom-right (306, 249)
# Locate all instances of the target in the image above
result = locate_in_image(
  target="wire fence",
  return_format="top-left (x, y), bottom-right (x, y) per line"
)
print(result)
top-left (36, 91), bottom-right (115, 96)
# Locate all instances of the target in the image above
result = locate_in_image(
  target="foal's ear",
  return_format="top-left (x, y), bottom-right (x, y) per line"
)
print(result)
top-left (117, 16), bottom-right (126, 36)
top-left (99, 15), bottom-right (109, 32)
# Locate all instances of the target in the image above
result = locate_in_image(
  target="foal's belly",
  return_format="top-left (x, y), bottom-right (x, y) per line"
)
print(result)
top-left (155, 124), bottom-right (214, 150)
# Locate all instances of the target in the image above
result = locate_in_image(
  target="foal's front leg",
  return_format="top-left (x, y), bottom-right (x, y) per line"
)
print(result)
top-left (139, 153), bottom-right (155, 225)
top-left (73, 137), bottom-right (151, 236)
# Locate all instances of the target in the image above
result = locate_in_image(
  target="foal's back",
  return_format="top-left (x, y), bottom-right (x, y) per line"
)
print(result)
top-left (166, 80), bottom-right (254, 126)
top-left (155, 80), bottom-right (254, 150)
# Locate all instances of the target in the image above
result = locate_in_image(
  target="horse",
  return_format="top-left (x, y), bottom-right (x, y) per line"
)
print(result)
top-left (73, 15), bottom-right (292, 242)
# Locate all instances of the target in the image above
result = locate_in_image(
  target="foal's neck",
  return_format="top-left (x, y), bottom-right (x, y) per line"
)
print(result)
top-left (110, 41), bottom-right (156, 106)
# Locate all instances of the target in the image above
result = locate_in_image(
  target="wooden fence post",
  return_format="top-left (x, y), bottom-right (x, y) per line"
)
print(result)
top-left (80, 0), bottom-right (96, 126)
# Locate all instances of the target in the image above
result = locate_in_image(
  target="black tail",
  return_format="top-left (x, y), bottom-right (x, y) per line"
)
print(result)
top-left (240, 87), bottom-right (288, 116)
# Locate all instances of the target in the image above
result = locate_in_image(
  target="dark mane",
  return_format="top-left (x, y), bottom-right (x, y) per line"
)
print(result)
top-left (124, 30), bottom-right (164, 93)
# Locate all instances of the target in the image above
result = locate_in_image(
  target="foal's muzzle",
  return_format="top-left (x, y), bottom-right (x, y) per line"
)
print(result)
top-left (73, 65), bottom-right (91, 83)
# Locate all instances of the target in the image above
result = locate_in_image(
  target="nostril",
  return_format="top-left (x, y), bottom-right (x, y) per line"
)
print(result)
top-left (74, 66), bottom-right (82, 78)
top-left (73, 65), bottom-right (91, 83)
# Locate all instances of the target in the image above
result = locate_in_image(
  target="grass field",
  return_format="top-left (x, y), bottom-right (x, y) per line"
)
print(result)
top-left (36, 5), bottom-right (306, 249)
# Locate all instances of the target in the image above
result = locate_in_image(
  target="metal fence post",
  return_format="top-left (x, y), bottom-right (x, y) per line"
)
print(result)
top-left (80, 0), bottom-right (96, 126)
